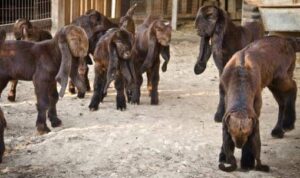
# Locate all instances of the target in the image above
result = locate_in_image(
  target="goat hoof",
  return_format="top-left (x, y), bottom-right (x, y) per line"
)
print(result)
top-left (283, 121), bottom-right (295, 132)
top-left (214, 112), bottom-right (223, 123)
top-left (256, 164), bottom-right (270, 172)
top-left (150, 93), bottom-right (159, 105)
top-left (37, 124), bottom-right (51, 135)
top-left (117, 96), bottom-right (126, 111)
top-left (7, 94), bottom-right (16, 102)
top-left (86, 85), bottom-right (91, 92)
top-left (271, 128), bottom-right (284, 138)
top-left (50, 118), bottom-right (62, 128)
top-left (77, 92), bottom-right (85, 99)
top-left (89, 104), bottom-right (99, 111)
top-left (151, 99), bottom-right (159, 105)
top-left (218, 163), bottom-right (237, 172)
top-left (69, 87), bottom-right (76, 94)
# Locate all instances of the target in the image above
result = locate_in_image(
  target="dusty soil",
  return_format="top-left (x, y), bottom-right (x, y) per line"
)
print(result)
top-left (0, 26), bottom-right (299, 178)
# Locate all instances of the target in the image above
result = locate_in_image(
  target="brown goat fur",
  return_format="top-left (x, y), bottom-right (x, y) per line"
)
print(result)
top-left (0, 25), bottom-right (88, 134)
top-left (218, 36), bottom-right (298, 172)
top-left (0, 107), bottom-right (6, 163)
top-left (89, 28), bottom-right (137, 111)
top-left (70, 10), bottom-right (119, 97)
top-left (194, 5), bottom-right (264, 122)
top-left (13, 18), bottom-right (52, 41)
top-left (7, 19), bottom-right (53, 102)
top-left (131, 15), bottom-right (172, 105)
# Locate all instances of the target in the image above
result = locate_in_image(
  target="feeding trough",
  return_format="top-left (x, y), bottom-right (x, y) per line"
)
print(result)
top-left (246, 0), bottom-right (300, 33)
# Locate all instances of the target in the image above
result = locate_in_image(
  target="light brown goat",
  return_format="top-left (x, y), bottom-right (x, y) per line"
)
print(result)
top-left (218, 36), bottom-right (298, 172)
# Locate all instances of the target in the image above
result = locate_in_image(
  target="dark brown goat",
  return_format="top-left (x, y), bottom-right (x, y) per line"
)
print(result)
top-left (194, 5), bottom-right (264, 122)
top-left (0, 107), bottom-right (6, 163)
top-left (6, 19), bottom-right (53, 102)
top-left (70, 10), bottom-right (119, 97)
top-left (218, 36), bottom-right (298, 172)
top-left (0, 25), bottom-right (88, 134)
top-left (89, 28), bottom-right (137, 111)
top-left (132, 15), bottom-right (172, 105)
top-left (13, 18), bottom-right (52, 41)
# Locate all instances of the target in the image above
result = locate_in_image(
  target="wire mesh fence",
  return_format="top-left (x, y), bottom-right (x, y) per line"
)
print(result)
top-left (0, 0), bottom-right (51, 33)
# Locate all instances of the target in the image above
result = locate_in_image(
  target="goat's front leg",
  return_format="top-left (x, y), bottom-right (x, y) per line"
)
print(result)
top-left (219, 124), bottom-right (237, 172)
top-left (251, 121), bottom-right (270, 172)
top-left (34, 80), bottom-right (51, 134)
top-left (48, 82), bottom-right (62, 128)
top-left (149, 60), bottom-right (160, 105)
top-left (8, 80), bottom-right (18, 102)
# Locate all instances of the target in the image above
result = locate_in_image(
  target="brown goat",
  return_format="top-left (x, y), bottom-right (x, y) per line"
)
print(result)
top-left (218, 36), bottom-right (298, 172)
top-left (194, 5), bottom-right (264, 122)
top-left (6, 19), bottom-right (53, 102)
top-left (70, 10), bottom-right (119, 97)
top-left (13, 18), bottom-right (52, 41)
top-left (89, 28), bottom-right (137, 111)
top-left (0, 25), bottom-right (88, 134)
top-left (0, 107), bottom-right (6, 163)
top-left (131, 15), bottom-right (172, 105)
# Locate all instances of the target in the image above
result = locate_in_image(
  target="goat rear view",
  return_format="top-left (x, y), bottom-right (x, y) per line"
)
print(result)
top-left (0, 25), bottom-right (88, 134)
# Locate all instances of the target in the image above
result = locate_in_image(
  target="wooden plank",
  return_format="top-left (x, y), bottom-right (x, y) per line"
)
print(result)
top-left (115, 0), bottom-right (121, 18)
top-left (246, 0), bottom-right (300, 7)
top-left (71, 0), bottom-right (81, 21)
top-left (65, 0), bottom-right (71, 24)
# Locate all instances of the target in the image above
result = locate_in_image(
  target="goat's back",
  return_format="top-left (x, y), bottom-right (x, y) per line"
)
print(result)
top-left (224, 36), bottom-right (296, 88)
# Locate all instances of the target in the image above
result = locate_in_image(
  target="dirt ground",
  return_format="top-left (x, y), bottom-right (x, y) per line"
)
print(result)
top-left (0, 26), bottom-right (300, 178)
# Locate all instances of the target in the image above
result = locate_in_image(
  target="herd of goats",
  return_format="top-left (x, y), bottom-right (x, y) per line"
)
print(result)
top-left (0, 3), bottom-right (299, 173)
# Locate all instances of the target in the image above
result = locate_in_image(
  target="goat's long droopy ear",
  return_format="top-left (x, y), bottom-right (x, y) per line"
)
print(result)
top-left (194, 36), bottom-right (212, 74)
top-left (55, 25), bottom-right (89, 97)
top-left (211, 7), bottom-right (227, 59)
top-left (141, 21), bottom-right (159, 73)
top-left (56, 29), bottom-right (72, 97)
top-left (160, 45), bottom-right (170, 72)
top-left (104, 42), bottom-right (119, 94)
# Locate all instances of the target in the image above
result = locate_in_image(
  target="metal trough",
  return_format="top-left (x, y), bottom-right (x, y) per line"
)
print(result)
top-left (246, 0), bottom-right (300, 32)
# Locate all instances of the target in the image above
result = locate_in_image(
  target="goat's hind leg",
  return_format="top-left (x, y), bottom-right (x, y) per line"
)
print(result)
top-left (281, 79), bottom-right (297, 131)
top-left (115, 74), bottom-right (126, 111)
top-left (0, 78), bottom-right (9, 99)
top-left (7, 80), bottom-right (18, 102)
top-left (269, 78), bottom-right (297, 138)
top-left (34, 81), bottom-right (51, 134)
top-left (89, 70), bottom-right (106, 111)
top-left (48, 83), bottom-right (62, 128)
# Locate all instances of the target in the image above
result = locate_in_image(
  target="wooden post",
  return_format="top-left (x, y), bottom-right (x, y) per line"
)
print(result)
top-left (51, 0), bottom-right (65, 32)
top-left (111, 0), bottom-right (116, 18)
top-left (71, 0), bottom-right (81, 21)
top-left (172, 0), bottom-right (178, 30)
top-left (65, 0), bottom-right (71, 24)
